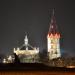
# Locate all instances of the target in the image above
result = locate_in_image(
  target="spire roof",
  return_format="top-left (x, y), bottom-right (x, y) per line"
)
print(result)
top-left (48, 9), bottom-right (59, 34)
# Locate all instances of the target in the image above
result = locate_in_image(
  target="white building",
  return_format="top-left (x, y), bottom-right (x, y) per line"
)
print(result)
top-left (47, 10), bottom-right (61, 60)
top-left (13, 35), bottom-right (39, 63)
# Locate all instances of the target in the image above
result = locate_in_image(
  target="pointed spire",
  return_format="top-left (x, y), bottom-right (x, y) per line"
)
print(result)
top-left (24, 32), bottom-right (28, 46)
top-left (24, 32), bottom-right (28, 41)
top-left (25, 32), bottom-right (27, 36)
top-left (25, 34), bottom-right (27, 40)
top-left (53, 8), bottom-right (54, 17)
top-left (24, 33), bottom-right (28, 50)
top-left (48, 9), bottom-right (58, 34)
top-left (51, 9), bottom-right (56, 24)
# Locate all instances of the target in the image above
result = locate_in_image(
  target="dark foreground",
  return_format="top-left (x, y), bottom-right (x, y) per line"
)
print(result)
top-left (0, 63), bottom-right (75, 72)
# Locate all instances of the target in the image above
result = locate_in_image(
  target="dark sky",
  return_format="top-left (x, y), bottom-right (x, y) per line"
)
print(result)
top-left (0, 0), bottom-right (75, 56)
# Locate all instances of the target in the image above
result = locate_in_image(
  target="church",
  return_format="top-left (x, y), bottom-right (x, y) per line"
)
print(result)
top-left (13, 35), bottom-right (39, 63)
top-left (13, 10), bottom-right (61, 63)
top-left (47, 10), bottom-right (61, 60)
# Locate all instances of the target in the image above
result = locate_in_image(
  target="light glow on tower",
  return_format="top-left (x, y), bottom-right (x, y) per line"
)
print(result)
top-left (47, 10), bottom-right (61, 60)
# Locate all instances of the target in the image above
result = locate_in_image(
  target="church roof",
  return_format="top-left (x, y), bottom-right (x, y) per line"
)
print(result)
top-left (48, 9), bottom-right (60, 35)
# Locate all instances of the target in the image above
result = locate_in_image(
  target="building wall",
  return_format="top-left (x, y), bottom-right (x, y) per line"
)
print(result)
top-left (47, 35), bottom-right (61, 60)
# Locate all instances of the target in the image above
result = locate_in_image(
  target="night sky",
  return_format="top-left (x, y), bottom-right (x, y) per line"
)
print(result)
top-left (0, 0), bottom-right (75, 56)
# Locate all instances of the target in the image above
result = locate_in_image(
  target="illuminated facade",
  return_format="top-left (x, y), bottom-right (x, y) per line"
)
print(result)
top-left (3, 55), bottom-right (15, 63)
top-left (13, 35), bottom-right (39, 63)
top-left (47, 10), bottom-right (61, 60)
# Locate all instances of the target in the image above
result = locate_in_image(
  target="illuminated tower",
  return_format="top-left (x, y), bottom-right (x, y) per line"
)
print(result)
top-left (24, 34), bottom-right (28, 50)
top-left (47, 10), bottom-right (61, 60)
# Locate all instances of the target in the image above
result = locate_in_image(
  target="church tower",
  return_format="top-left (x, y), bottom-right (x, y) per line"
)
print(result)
top-left (47, 10), bottom-right (61, 60)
